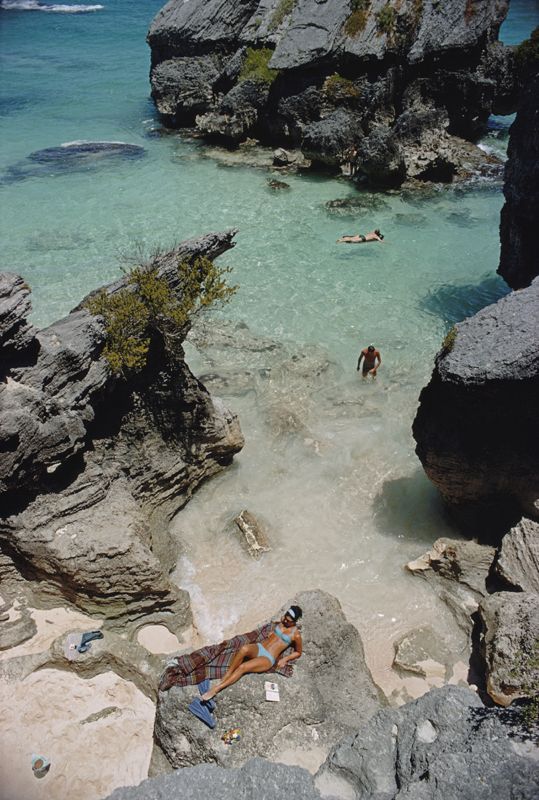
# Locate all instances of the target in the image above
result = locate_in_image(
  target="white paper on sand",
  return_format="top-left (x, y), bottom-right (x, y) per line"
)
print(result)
top-left (264, 681), bottom-right (280, 701)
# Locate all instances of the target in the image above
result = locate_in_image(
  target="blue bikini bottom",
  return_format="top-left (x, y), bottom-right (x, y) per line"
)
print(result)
top-left (257, 643), bottom-right (275, 666)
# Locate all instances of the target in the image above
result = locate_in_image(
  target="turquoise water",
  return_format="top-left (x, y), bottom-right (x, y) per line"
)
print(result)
top-left (1, 0), bottom-right (538, 695)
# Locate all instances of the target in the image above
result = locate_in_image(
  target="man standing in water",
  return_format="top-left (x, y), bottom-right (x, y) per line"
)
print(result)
top-left (357, 344), bottom-right (381, 378)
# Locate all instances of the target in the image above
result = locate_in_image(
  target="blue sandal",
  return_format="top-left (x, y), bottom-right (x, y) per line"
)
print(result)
top-left (188, 697), bottom-right (216, 729)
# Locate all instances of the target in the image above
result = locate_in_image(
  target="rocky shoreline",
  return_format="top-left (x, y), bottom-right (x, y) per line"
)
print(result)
top-left (1, 4), bottom-right (538, 800)
top-left (147, 0), bottom-right (517, 186)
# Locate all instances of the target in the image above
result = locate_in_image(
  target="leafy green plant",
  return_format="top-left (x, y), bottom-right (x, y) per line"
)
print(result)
top-left (376, 3), bottom-right (396, 35)
top-left (86, 257), bottom-right (237, 375)
top-left (344, 0), bottom-right (370, 37)
top-left (268, 0), bottom-right (297, 32)
top-left (239, 47), bottom-right (279, 85)
top-left (441, 326), bottom-right (457, 354)
top-left (323, 73), bottom-right (361, 102)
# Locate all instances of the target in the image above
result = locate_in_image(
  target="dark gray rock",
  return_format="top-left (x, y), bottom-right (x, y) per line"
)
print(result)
top-left (479, 591), bottom-right (539, 707)
top-left (499, 71), bottom-right (539, 289)
top-left (0, 272), bottom-right (36, 362)
top-left (406, 538), bottom-right (495, 634)
top-left (106, 758), bottom-right (322, 800)
top-left (0, 230), bottom-right (244, 628)
top-left (302, 109), bottom-right (362, 167)
top-left (496, 517), bottom-right (539, 593)
top-left (150, 56), bottom-right (222, 123)
top-left (413, 278), bottom-right (539, 528)
top-left (316, 685), bottom-right (539, 800)
top-left (155, 590), bottom-right (384, 769)
top-left (3, 142), bottom-right (146, 184)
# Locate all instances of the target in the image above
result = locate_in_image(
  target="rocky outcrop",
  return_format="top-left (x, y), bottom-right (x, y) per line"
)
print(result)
top-left (498, 52), bottom-right (539, 288)
top-left (406, 538), bottom-right (495, 634)
top-left (316, 685), bottom-right (539, 800)
top-left (107, 686), bottom-right (539, 800)
top-left (107, 758), bottom-right (322, 800)
top-left (412, 278), bottom-right (539, 531)
top-left (479, 591), bottom-right (539, 707)
top-left (0, 231), bottom-right (244, 631)
top-left (155, 591), bottom-right (384, 770)
top-left (495, 517), bottom-right (539, 593)
top-left (147, 0), bottom-right (516, 186)
top-left (0, 273), bottom-right (36, 364)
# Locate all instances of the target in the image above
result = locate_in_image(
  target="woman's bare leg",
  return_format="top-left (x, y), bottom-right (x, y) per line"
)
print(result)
top-left (219, 643), bottom-right (257, 682)
top-left (201, 656), bottom-right (271, 701)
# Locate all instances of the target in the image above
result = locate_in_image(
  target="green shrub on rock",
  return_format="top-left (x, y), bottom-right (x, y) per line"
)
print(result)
top-left (239, 47), bottom-right (279, 85)
top-left (376, 3), bottom-right (396, 35)
top-left (323, 73), bottom-right (361, 102)
top-left (344, 0), bottom-right (371, 37)
top-left (441, 326), bottom-right (457, 355)
top-left (86, 257), bottom-right (237, 375)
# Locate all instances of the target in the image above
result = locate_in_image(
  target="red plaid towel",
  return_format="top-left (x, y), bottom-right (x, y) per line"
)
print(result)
top-left (159, 622), bottom-right (295, 691)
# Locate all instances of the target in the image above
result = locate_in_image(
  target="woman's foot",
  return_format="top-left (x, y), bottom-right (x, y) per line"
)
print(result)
top-left (200, 690), bottom-right (215, 702)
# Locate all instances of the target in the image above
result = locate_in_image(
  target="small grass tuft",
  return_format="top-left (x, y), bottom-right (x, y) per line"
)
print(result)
top-left (268, 0), bottom-right (297, 32)
top-left (239, 47), bottom-right (279, 85)
top-left (344, 0), bottom-right (370, 37)
top-left (376, 3), bottom-right (396, 35)
top-left (441, 326), bottom-right (457, 355)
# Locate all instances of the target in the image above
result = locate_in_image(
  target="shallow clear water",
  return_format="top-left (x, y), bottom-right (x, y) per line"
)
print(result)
top-left (2, 0), bottom-right (538, 697)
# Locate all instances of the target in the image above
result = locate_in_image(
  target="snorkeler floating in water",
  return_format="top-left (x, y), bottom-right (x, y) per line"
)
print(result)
top-left (337, 229), bottom-right (385, 244)
top-left (200, 606), bottom-right (303, 702)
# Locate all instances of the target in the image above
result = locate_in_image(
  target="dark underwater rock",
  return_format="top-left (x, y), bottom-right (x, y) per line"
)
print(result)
top-left (412, 278), bottom-right (539, 531)
top-left (2, 141), bottom-right (146, 183)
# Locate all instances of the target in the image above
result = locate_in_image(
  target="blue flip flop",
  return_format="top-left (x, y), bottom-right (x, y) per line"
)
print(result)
top-left (188, 697), bottom-right (216, 729)
top-left (197, 679), bottom-right (216, 712)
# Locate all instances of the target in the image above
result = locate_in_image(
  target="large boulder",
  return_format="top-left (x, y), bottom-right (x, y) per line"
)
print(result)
top-left (412, 278), bottom-right (539, 531)
top-left (155, 591), bottom-right (384, 770)
top-left (406, 538), bottom-right (495, 634)
top-left (0, 231), bottom-right (244, 630)
top-left (479, 591), bottom-right (539, 707)
top-left (499, 68), bottom-right (539, 289)
top-left (147, 0), bottom-right (517, 186)
top-left (106, 758), bottom-right (322, 800)
top-left (495, 517), bottom-right (539, 593)
top-left (316, 685), bottom-right (539, 800)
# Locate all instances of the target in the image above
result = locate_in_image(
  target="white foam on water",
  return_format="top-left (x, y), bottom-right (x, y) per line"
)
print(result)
top-left (1, 0), bottom-right (104, 12)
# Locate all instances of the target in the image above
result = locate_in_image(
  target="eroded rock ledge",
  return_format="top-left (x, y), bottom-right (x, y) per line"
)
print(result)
top-left (0, 231), bottom-right (244, 633)
top-left (147, 0), bottom-right (516, 186)
top-left (412, 277), bottom-right (539, 531)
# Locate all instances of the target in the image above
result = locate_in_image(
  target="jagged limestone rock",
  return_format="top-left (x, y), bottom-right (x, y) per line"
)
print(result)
top-left (479, 591), bottom-right (539, 707)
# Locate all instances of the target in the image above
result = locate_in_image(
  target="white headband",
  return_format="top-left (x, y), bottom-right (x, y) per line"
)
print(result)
top-left (286, 607), bottom-right (297, 620)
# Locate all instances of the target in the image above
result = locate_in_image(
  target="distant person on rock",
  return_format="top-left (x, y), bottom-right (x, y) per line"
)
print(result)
top-left (357, 344), bottom-right (381, 378)
top-left (200, 606), bottom-right (303, 703)
top-left (337, 229), bottom-right (384, 244)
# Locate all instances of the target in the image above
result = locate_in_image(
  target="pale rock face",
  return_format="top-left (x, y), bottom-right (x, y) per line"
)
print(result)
top-left (0, 230), bottom-right (244, 631)
top-left (496, 517), bottom-right (539, 593)
top-left (479, 591), bottom-right (539, 707)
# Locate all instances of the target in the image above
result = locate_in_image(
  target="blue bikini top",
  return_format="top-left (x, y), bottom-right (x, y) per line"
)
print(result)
top-left (274, 625), bottom-right (295, 645)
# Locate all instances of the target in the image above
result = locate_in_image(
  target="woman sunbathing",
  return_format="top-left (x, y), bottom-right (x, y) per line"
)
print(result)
top-left (337, 229), bottom-right (384, 243)
top-left (200, 606), bottom-right (303, 702)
